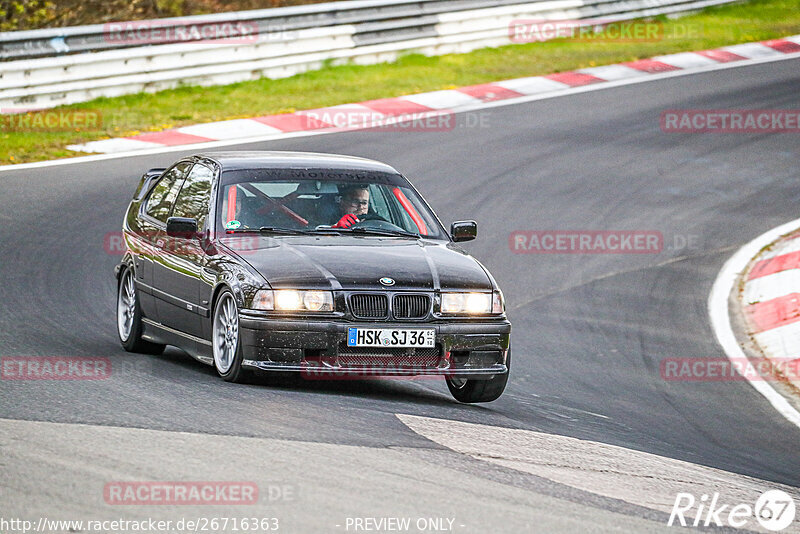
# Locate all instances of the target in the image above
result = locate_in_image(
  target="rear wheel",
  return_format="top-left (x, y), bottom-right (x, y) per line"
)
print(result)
top-left (212, 290), bottom-right (247, 383)
top-left (116, 268), bottom-right (165, 354)
top-left (446, 348), bottom-right (511, 403)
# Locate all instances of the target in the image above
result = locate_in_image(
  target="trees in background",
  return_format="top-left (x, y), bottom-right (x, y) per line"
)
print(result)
top-left (0, 0), bottom-right (329, 31)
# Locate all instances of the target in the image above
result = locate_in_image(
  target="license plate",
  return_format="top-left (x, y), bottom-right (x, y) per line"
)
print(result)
top-left (347, 328), bottom-right (435, 348)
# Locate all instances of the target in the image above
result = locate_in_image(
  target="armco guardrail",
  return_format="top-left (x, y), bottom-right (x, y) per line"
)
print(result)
top-left (0, 0), bottom-right (547, 61)
top-left (0, 0), bottom-right (735, 111)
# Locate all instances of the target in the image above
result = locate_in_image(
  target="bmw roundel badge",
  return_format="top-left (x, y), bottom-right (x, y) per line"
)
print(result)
top-left (379, 277), bottom-right (395, 286)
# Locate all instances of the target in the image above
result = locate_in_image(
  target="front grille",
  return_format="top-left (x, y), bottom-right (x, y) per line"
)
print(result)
top-left (337, 346), bottom-right (441, 368)
top-left (349, 293), bottom-right (388, 319)
top-left (392, 294), bottom-right (430, 319)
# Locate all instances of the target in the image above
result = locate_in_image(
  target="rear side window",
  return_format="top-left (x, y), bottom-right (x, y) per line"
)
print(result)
top-left (172, 164), bottom-right (214, 230)
top-left (145, 162), bottom-right (191, 222)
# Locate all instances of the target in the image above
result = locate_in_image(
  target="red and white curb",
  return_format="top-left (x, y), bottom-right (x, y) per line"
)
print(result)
top-left (742, 231), bottom-right (800, 386)
top-left (710, 220), bottom-right (800, 431)
top-left (67, 35), bottom-right (800, 154)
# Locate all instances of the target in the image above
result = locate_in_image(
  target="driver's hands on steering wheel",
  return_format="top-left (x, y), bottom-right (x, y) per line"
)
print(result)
top-left (333, 214), bottom-right (360, 229)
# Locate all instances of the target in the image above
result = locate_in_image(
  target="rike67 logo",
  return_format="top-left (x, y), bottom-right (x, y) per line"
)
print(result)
top-left (668, 490), bottom-right (796, 531)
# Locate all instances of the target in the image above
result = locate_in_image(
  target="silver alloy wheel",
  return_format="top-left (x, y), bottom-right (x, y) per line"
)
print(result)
top-left (117, 270), bottom-right (136, 342)
top-left (213, 293), bottom-right (239, 374)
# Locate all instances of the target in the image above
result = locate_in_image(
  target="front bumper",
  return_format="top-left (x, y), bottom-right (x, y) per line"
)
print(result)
top-left (238, 313), bottom-right (511, 378)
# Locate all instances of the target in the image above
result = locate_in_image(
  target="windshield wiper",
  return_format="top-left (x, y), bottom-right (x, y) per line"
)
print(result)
top-left (226, 227), bottom-right (311, 235)
top-left (344, 227), bottom-right (420, 238)
top-left (228, 226), bottom-right (420, 238)
top-left (259, 227), bottom-right (317, 235)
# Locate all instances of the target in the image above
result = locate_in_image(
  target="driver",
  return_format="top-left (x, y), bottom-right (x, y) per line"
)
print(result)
top-left (332, 185), bottom-right (370, 229)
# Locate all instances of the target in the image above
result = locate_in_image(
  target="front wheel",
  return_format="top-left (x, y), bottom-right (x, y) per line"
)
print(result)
top-left (212, 290), bottom-right (247, 383)
top-left (446, 348), bottom-right (511, 403)
top-left (116, 267), bottom-right (165, 354)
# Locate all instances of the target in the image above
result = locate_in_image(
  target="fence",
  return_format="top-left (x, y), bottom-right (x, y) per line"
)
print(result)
top-left (0, 0), bottom-right (735, 110)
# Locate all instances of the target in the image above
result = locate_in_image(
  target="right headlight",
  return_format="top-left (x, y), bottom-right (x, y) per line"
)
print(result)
top-left (492, 290), bottom-right (505, 314)
top-left (440, 292), bottom-right (503, 315)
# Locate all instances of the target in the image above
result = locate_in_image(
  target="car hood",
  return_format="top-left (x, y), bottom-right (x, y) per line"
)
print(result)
top-left (220, 235), bottom-right (493, 291)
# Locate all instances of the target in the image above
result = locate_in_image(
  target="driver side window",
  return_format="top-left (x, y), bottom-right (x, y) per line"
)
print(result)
top-left (145, 162), bottom-right (192, 223)
top-left (172, 164), bottom-right (214, 231)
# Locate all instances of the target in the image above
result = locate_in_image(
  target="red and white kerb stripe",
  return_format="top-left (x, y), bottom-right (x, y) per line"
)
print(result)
top-left (743, 233), bottom-right (800, 370)
top-left (67, 35), bottom-right (800, 154)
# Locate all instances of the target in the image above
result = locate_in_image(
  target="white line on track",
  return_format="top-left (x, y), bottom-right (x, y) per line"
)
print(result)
top-left (2, 52), bottom-right (799, 173)
top-left (396, 414), bottom-right (800, 518)
top-left (708, 219), bottom-right (800, 430)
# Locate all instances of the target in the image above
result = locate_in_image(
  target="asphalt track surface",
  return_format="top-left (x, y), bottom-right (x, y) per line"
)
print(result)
top-left (1, 58), bottom-right (800, 532)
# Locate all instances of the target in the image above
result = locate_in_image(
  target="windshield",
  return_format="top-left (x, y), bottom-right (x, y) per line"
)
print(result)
top-left (216, 170), bottom-right (447, 239)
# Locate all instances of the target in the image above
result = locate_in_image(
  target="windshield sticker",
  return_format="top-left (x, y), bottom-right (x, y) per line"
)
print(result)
top-left (225, 220), bottom-right (241, 230)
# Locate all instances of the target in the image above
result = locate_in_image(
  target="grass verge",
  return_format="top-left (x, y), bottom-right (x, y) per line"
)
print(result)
top-left (3, 0), bottom-right (800, 164)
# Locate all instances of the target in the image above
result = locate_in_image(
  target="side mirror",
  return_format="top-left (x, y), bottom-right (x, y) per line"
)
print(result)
top-left (451, 221), bottom-right (477, 242)
top-left (166, 217), bottom-right (198, 238)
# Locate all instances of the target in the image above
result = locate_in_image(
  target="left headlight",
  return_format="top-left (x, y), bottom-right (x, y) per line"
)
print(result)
top-left (251, 289), bottom-right (334, 312)
top-left (440, 291), bottom-right (503, 315)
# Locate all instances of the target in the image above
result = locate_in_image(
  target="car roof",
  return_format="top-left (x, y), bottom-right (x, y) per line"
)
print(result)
top-left (195, 151), bottom-right (400, 174)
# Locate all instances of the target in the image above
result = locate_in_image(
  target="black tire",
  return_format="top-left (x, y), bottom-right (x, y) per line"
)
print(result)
top-left (116, 267), bottom-right (165, 355)
top-left (212, 289), bottom-right (247, 383)
top-left (446, 348), bottom-right (511, 403)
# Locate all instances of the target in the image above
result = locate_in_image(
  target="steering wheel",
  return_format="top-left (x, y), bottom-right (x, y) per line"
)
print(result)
top-left (355, 212), bottom-right (386, 222)
top-left (350, 217), bottom-right (407, 233)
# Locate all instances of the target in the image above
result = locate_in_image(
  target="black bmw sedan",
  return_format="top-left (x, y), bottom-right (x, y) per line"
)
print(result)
top-left (115, 151), bottom-right (511, 402)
